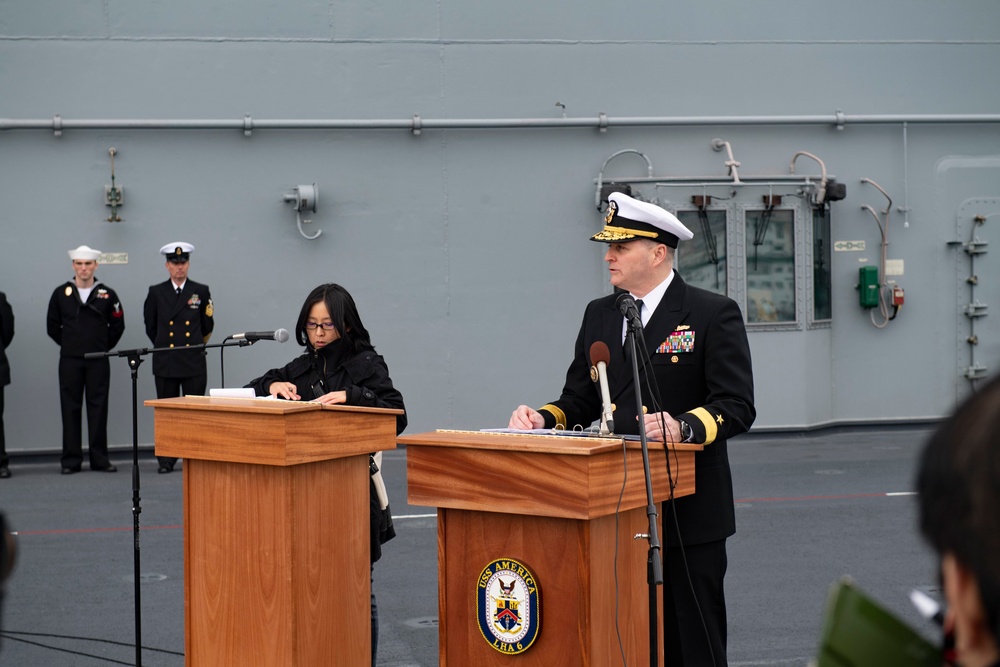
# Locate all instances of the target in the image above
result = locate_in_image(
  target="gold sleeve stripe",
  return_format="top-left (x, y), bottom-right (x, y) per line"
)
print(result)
top-left (539, 404), bottom-right (566, 430)
top-left (689, 407), bottom-right (718, 445)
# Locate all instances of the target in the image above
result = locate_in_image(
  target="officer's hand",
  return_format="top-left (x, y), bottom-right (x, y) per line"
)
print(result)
top-left (268, 382), bottom-right (300, 401)
top-left (509, 405), bottom-right (544, 430)
top-left (643, 411), bottom-right (682, 443)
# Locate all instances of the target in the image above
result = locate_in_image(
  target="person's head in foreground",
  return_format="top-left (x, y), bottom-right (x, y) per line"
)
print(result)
top-left (917, 374), bottom-right (1000, 667)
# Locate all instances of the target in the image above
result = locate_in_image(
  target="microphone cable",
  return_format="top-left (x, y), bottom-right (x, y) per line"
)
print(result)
top-left (220, 334), bottom-right (232, 387)
top-left (611, 432), bottom-right (630, 666)
top-left (0, 629), bottom-right (183, 665)
top-left (632, 325), bottom-right (719, 667)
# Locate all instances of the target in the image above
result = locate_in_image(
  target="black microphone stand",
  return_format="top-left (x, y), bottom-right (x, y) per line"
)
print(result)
top-left (219, 335), bottom-right (232, 387)
top-left (86, 338), bottom-right (253, 666)
top-left (623, 321), bottom-right (664, 667)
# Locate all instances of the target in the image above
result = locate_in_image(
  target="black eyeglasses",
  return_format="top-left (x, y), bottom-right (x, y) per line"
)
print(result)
top-left (304, 322), bottom-right (337, 330)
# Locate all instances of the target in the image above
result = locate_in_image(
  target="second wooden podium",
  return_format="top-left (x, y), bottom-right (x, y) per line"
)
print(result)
top-left (400, 429), bottom-right (702, 666)
top-left (146, 396), bottom-right (402, 666)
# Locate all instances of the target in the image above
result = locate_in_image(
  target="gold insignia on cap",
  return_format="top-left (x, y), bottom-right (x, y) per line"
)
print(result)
top-left (604, 201), bottom-right (617, 224)
top-left (64, 286), bottom-right (73, 297)
top-left (174, 247), bottom-right (183, 255)
top-left (591, 225), bottom-right (660, 242)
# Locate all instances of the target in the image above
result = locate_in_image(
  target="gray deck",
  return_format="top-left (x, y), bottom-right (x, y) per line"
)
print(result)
top-left (0, 426), bottom-right (940, 666)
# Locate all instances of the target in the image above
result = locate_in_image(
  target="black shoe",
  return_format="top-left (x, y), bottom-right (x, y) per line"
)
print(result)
top-left (94, 464), bottom-right (118, 472)
top-left (61, 466), bottom-right (81, 475)
top-left (0, 467), bottom-right (10, 479)
top-left (158, 465), bottom-right (172, 474)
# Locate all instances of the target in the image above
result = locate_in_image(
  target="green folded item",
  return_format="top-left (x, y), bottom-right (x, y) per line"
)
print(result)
top-left (812, 577), bottom-right (940, 667)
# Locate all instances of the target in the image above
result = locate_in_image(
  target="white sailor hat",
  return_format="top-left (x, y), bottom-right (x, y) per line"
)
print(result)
top-left (591, 192), bottom-right (693, 248)
top-left (159, 242), bottom-right (195, 262)
top-left (68, 245), bottom-right (101, 261)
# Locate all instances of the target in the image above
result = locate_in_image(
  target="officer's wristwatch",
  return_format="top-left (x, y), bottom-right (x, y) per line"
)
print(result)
top-left (679, 420), bottom-right (693, 443)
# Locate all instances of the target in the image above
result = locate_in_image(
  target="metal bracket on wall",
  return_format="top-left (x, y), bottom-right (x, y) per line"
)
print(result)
top-left (952, 212), bottom-right (991, 385)
top-left (964, 363), bottom-right (990, 380)
top-left (963, 240), bottom-right (988, 255)
top-left (964, 302), bottom-right (989, 318)
top-left (105, 147), bottom-right (123, 222)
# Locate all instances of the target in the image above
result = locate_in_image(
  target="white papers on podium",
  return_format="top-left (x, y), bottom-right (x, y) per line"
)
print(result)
top-left (481, 427), bottom-right (641, 440)
top-left (208, 387), bottom-right (256, 398)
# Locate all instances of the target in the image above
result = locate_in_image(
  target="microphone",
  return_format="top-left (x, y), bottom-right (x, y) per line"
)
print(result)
top-left (615, 293), bottom-right (643, 329)
top-left (589, 341), bottom-right (615, 435)
top-left (232, 328), bottom-right (290, 343)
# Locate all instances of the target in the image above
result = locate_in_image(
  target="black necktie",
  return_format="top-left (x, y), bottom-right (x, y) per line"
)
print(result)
top-left (635, 299), bottom-right (644, 327)
top-left (175, 287), bottom-right (182, 294)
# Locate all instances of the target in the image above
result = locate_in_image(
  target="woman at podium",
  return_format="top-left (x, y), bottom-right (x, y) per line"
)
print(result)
top-left (245, 282), bottom-right (406, 666)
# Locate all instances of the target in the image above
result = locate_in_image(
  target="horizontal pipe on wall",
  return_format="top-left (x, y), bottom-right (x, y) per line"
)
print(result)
top-left (2, 111), bottom-right (999, 134)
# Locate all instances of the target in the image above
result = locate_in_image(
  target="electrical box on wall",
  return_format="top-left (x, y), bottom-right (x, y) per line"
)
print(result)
top-left (859, 266), bottom-right (879, 308)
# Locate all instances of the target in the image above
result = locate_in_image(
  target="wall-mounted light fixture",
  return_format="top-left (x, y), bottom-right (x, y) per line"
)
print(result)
top-left (283, 184), bottom-right (320, 240)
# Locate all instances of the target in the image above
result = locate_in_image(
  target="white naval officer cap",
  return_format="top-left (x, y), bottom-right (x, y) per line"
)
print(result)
top-left (159, 242), bottom-right (195, 263)
top-left (591, 191), bottom-right (694, 248)
top-left (68, 245), bottom-right (101, 261)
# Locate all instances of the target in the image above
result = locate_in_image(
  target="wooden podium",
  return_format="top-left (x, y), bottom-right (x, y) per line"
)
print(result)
top-left (145, 396), bottom-right (403, 666)
top-left (399, 429), bottom-right (702, 666)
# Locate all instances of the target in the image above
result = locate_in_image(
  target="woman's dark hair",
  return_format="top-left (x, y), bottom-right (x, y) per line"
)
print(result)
top-left (917, 374), bottom-right (1000, 642)
top-left (294, 283), bottom-right (373, 355)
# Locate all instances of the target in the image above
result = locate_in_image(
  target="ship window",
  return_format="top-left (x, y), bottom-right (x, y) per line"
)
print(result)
top-left (812, 206), bottom-right (832, 321)
top-left (676, 209), bottom-right (728, 296)
top-left (746, 208), bottom-right (795, 323)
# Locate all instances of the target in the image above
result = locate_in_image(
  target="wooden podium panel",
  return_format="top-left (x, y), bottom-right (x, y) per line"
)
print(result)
top-left (400, 430), bottom-right (701, 666)
top-left (146, 396), bottom-right (402, 667)
top-left (183, 456), bottom-right (368, 664)
top-left (150, 395), bottom-right (397, 465)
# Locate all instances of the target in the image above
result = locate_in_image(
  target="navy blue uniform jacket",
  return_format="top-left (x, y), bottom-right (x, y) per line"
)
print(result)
top-left (538, 272), bottom-right (755, 547)
top-left (143, 279), bottom-right (214, 378)
top-left (46, 281), bottom-right (125, 357)
top-left (0, 292), bottom-right (12, 387)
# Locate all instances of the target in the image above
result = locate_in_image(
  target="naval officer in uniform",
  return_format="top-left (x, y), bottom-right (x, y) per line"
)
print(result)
top-left (143, 242), bottom-right (214, 473)
top-left (47, 245), bottom-right (125, 474)
top-left (508, 191), bottom-right (755, 666)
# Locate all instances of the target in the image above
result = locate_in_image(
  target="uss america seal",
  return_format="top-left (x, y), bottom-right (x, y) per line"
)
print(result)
top-left (476, 557), bottom-right (541, 655)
